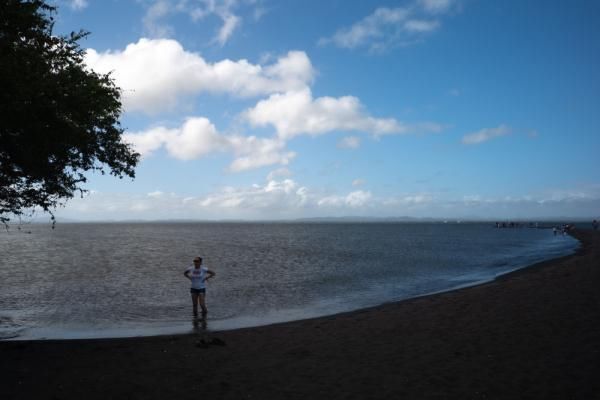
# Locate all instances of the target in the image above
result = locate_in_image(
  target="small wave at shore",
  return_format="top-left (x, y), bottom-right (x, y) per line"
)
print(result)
top-left (1, 223), bottom-right (580, 340)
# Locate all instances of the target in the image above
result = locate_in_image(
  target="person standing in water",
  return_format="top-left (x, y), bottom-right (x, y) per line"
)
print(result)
top-left (184, 257), bottom-right (216, 319)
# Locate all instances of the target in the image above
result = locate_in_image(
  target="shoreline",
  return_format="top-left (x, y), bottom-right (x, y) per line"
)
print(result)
top-left (4, 231), bottom-right (579, 342)
top-left (2, 229), bottom-right (599, 399)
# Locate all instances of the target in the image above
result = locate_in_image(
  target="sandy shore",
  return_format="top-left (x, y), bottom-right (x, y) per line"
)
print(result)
top-left (2, 229), bottom-right (599, 399)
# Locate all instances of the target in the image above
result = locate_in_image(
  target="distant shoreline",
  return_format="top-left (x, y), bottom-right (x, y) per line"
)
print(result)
top-left (2, 229), bottom-right (598, 399)
top-left (9, 217), bottom-right (597, 225)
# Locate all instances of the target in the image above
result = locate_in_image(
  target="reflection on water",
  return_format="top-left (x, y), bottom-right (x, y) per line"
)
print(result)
top-left (192, 317), bottom-right (207, 335)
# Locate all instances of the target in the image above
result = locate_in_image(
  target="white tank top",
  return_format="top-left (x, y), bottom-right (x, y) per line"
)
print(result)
top-left (187, 266), bottom-right (208, 289)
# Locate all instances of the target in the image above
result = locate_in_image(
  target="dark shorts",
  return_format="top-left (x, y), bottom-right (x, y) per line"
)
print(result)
top-left (190, 288), bottom-right (206, 294)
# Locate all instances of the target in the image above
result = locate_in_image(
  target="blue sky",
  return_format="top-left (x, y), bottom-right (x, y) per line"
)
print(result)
top-left (49, 0), bottom-right (599, 220)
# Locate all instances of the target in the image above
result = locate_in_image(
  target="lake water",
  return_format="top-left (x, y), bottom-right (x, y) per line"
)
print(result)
top-left (0, 222), bottom-right (579, 340)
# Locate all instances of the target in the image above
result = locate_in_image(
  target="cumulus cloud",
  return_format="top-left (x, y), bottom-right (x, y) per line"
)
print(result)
top-left (190, 181), bottom-right (375, 214)
top-left (352, 179), bottom-right (366, 187)
top-left (58, 178), bottom-right (383, 220)
top-left (198, 179), bottom-right (308, 210)
top-left (267, 167), bottom-right (292, 181)
top-left (57, 181), bottom-right (600, 221)
top-left (96, 39), bottom-right (427, 172)
top-left (123, 118), bottom-right (226, 160)
top-left (461, 125), bottom-right (511, 145)
top-left (85, 39), bottom-right (438, 151)
top-left (84, 29), bottom-right (442, 176)
top-left (319, 0), bottom-right (458, 51)
top-left (85, 40), bottom-right (314, 113)
top-left (123, 117), bottom-right (295, 172)
top-left (227, 135), bottom-right (295, 172)
top-left (318, 190), bottom-right (372, 208)
top-left (244, 88), bottom-right (406, 139)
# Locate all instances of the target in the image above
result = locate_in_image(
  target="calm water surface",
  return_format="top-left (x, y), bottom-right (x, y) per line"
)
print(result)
top-left (0, 222), bottom-right (578, 339)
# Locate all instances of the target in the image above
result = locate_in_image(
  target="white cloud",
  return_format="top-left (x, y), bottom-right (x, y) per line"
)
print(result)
top-left (147, 191), bottom-right (165, 197)
top-left (462, 125), bottom-right (511, 145)
top-left (267, 168), bottom-right (292, 181)
top-left (381, 194), bottom-right (434, 206)
top-left (537, 188), bottom-right (598, 203)
top-left (403, 19), bottom-right (439, 33)
top-left (418, 0), bottom-right (454, 14)
top-left (319, 0), bottom-right (458, 51)
top-left (123, 117), bottom-right (295, 172)
top-left (347, 191), bottom-right (373, 207)
top-left (85, 39), bottom-right (437, 155)
top-left (143, 0), bottom-right (174, 38)
top-left (227, 135), bottom-right (295, 172)
top-left (142, 0), bottom-right (262, 45)
top-left (164, 118), bottom-right (227, 160)
top-left (123, 118), bottom-right (225, 160)
top-left (59, 179), bottom-right (379, 220)
top-left (318, 190), bottom-right (372, 208)
top-left (338, 136), bottom-right (361, 149)
top-left (244, 88), bottom-right (405, 140)
top-left (85, 40), bottom-right (314, 113)
top-left (97, 39), bottom-right (432, 172)
top-left (215, 13), bottom-right (241, 46)
top-left (200, 179), bottom-right (304, 207)
top-left (462, 195), bottom-right (484, 205)
top-left (67, 0), bottom-right (88, 10)
top-left (319, 7), bottom-right (410, 49)
top-left (352, 179), bottom-right (366, 187)
top-left (57, 181), bottom-right (600, 221)
top-left (189, 0), bottom-right (247, 45)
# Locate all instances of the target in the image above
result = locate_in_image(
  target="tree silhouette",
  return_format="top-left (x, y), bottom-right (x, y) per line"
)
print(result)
top-left (0, 0), bottom-right (139, 225)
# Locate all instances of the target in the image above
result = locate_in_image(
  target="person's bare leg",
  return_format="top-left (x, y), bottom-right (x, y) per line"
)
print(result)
top-left (191, 292), bottom-right (199, 317)
top-left (199, 293), bottom-right (208, 317)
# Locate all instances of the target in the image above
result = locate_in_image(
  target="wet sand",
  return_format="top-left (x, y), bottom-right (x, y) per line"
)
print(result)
top-left (2, 229), bottom-right (599, 399)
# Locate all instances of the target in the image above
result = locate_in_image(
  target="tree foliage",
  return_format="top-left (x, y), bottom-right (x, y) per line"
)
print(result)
top-left (0, 0), bottom-right (139, 224)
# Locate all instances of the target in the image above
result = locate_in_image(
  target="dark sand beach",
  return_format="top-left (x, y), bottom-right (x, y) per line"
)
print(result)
top-left (2, 229), bottom-right (599, 399)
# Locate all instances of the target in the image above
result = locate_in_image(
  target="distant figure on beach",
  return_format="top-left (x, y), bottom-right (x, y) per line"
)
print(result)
top-left (184, 257), bottom-right (216, 319)
top-left (553, 227), bottom-right (558, 236)
top-left (593, 220), bottom-right (599, 230)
